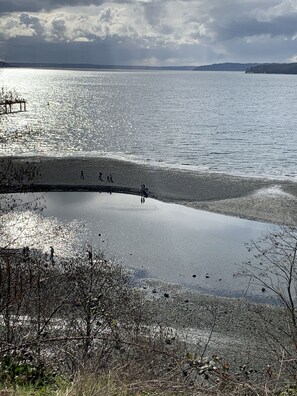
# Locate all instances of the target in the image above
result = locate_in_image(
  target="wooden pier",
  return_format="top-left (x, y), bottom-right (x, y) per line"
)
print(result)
top-left (0, 98), bottom-right (27, 114)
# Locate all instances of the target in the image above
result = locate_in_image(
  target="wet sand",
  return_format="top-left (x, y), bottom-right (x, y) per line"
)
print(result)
top-left (2, 156), bottom-right (297, 226)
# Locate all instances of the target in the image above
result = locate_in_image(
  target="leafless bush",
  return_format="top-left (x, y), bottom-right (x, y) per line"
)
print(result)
top-left (239, 226), bottom-right (297, 379)
top-left (0, 249), bottom-right (157, 369)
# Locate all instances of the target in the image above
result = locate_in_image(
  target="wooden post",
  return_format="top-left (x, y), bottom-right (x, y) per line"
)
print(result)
top-left (0, 99), bottom-right (27, 114)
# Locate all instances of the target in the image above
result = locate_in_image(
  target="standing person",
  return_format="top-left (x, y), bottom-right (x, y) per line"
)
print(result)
top-left (50, 246), bottom-right (54, 261)
top-left (80, 170), bottom-right (84, 180)
top-left (141, 184), bottom-right (148, 198)
top-left (98, 172), bottom-right (103, 181)
top-left (88, 248), bottom-right (92, 262)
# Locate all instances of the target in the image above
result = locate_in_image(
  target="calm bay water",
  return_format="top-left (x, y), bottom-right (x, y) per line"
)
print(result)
top-left (1, 192), bottom-right (274, 298)
top-left (1, 68), bottom-right (297, 179)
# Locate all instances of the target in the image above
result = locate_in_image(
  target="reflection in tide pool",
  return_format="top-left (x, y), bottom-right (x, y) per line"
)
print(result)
top-left (43, 192), bottom-right (274, 298)
top-left (2, 192), bottom-right (275, 298)
top-left (0, 209), bottom-right (84, 259)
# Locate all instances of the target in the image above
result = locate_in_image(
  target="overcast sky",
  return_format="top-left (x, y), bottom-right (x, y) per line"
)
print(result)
top-left (0, 0), bottom-right (297, 65)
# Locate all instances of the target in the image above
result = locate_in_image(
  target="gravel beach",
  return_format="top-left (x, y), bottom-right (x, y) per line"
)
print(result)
top-left (141, 279), bottom-right (289, 376)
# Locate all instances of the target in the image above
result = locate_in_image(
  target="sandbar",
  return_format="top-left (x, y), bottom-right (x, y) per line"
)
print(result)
top-left (1, 156), bottom-right (297, 226)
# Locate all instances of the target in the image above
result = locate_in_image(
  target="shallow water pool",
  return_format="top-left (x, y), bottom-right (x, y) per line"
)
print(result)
top-left (1, 192), bottom-right (276, 299)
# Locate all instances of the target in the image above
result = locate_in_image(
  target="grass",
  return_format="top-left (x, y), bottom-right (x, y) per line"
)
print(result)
top-left (2, 372), bottom-right (296, 396)
top-left (0, 361), bottom-right (297, 396)
top-left (0, 375), bottom-right (193, 396)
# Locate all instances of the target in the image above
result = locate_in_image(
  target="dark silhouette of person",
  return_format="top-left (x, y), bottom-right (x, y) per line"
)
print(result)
top-left (50, 246), bottom-right (54, 261)
top-left (80, 170), bottom-right (84, 180)
top-left (98, 172), bottom-right (103, 181)
top-left (141, 184), bottom-right (148, 198)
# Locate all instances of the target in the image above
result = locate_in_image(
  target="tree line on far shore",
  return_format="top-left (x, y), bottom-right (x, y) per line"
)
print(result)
top-left (246, 63), bottom-right (297, 74)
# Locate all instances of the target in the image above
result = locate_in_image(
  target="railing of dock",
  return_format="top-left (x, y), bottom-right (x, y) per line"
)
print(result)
top-left (0, 89), bottom-right (27, 114)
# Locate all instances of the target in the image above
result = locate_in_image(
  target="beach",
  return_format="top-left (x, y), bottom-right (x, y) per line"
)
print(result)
top-left (1, 155), bottom-right (296, 374)
top-left (2, 156), bottom-right (297, 226)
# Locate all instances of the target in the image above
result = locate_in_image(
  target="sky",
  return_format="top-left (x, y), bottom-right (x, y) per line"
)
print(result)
top-left (0, 0), bottom-right (297, 66)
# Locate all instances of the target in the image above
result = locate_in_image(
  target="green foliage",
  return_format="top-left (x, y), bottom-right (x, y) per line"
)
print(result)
top-left (0, 351), bottom-right (56, 388)
top-left (279, 386), bottom-right (297, 396)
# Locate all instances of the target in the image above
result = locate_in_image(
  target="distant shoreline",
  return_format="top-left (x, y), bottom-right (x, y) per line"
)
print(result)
top-left (1, 156), bottom-right (297, 226)
top-left (2, 62), bottom-right (195, 71)
top-left (1, 61), bottom-right (259, 72)
top-left (246, 62), bottom-right (297, 74)
top-left (4, 61), bottom-right (297, 74)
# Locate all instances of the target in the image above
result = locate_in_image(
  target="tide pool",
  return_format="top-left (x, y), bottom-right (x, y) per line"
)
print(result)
top-left (2, 192), bottom-right (275, 299)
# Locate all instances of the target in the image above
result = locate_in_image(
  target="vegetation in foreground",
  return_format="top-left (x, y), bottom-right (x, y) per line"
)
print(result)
top-left (0, 232), bottom-right (295, 396)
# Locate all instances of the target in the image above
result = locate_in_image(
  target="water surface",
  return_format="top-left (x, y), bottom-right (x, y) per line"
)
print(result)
top-left (3, 192), bottom-right (275, 299)
top-left (1, 69), bottom-right (297, 180)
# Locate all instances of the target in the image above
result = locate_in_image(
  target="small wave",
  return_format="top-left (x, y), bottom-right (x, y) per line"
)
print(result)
top-left (252, 185), bottom-right (297, 199)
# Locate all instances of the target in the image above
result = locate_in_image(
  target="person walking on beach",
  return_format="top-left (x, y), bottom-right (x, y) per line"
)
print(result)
top-left (23, 246), bottom-right (29, 257)
top-left (88, 248), bottom-right (93, 262)
top-left (141, 184), bottom-right (148, 198)
top-left (50, 246), bottom-right (54, 261)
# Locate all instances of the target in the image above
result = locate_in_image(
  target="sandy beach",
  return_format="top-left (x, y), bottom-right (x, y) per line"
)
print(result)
top-left (2, 155), bottom-right (297, 226)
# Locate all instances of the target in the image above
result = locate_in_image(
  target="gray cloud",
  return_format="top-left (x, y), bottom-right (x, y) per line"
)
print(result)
top-left (0, 33), bottom-right (219, 66)
top-left (0, 35), bottom-right (151, 64)
top-left (1, 0), bottom-right (297, 65)
top-left (142, 2), bottom-right (164, 25)
top-left (50, 18), bottom-right (67, 41)
top-left (0, 0), bottom-right (153, 14)
top-left (211, 5), bottom-right (297, 41)
top-left (0, 0), bottom-right (106, 13)
top-left (19, 12), bottom-right (44, 36)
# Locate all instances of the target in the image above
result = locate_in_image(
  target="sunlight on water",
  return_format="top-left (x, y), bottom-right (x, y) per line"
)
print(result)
top-left (1, 69), bottom-right (297, 179)
top-left (0, 211), bottom-right (89, 258)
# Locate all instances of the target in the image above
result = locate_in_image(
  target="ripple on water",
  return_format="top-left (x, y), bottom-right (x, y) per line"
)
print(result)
top-left (1, 69), bottom-right (297, 180)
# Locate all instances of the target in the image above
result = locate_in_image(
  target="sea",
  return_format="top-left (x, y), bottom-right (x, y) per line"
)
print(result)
top-left (1, 68), bottom-right (297, 180)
